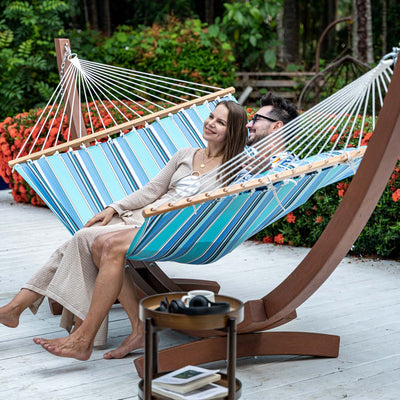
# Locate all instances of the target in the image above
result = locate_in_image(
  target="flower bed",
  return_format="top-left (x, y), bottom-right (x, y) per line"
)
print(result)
top-left (0, 101), bottom-right (154, 204)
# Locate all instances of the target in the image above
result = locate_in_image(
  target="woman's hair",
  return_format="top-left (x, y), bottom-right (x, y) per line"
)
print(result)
top-left (216, 100), bottom-right (248, 184)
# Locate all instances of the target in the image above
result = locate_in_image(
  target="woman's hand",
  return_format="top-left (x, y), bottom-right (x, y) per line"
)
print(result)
top-left (84, 207), bottom-right (116, 228)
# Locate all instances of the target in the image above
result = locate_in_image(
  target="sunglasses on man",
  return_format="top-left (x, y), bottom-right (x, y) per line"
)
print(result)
top-left (250, 114), bottom-right (279, 124)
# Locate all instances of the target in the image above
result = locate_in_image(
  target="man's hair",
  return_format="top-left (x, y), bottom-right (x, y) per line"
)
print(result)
top-left (260, 93), bottom-right (299, 124)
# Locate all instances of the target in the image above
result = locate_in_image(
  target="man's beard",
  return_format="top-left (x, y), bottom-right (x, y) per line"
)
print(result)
top-left (247, 132), bottom-right (264, 146)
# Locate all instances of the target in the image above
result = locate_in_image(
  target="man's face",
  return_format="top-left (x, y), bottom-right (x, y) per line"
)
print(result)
top-left (246, 105), bottom-right (278, 146)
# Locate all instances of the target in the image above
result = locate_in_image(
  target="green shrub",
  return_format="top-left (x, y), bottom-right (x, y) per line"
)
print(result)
top-left (210, 0), bottom-right (282, 71)
top-left (0, 0), bottom-right (71, 120)
top-left (253, 172), bottom-right (400, 260)
top-left (70, 16), bottom-right (236, 89)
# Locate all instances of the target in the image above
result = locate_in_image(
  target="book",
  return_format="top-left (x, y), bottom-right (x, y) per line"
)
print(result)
top-left (151, 366), bottom-right (227, 399)
top-left (151, 383), bottom-right (228, 400)
top-left (153, 365), bottom-right (219, 386)
top-left (153, 373), bottom-right (221, 394)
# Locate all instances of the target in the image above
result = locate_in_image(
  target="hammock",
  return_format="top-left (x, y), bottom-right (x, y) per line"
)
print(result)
top-left (8, 45), bottom-right (396, 264)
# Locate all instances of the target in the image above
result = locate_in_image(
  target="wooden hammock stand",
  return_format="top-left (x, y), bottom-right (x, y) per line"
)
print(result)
top-left (49, 39), bottom-right (400, 376)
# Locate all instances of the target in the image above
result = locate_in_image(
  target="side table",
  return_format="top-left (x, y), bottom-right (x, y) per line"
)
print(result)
top-left (138, 292), bottom-right (244, 400)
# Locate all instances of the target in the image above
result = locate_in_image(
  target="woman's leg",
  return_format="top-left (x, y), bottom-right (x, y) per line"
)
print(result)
top-left (33, 228), bottom-right (139, 360)
top-left (103, 269), bottom-right (145, 359)
top-left (0, 289), bottom-right (42, 328)
top-left (92, 231), bottom-right (145, 358)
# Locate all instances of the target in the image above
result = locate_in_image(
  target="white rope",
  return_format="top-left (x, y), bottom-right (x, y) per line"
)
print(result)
top-left (154, 59), bottom-right (395, 209)
top-left (15, 51), bottom-right (396, 213)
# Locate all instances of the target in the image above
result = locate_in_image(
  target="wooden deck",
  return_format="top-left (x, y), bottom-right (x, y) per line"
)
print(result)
top-left (1, 188), bottom-right (400, 399)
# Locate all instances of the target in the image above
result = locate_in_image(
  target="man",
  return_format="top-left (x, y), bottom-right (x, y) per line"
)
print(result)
top-left (244, 93), bottom-right (299, 174)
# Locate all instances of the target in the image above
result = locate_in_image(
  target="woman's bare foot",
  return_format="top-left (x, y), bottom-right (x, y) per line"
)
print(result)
top-left (33, 334), bottom-right (93, 361)
top-left (103, 332), bottom-right (145, 359)
top-left (0, 305), bottom-right (20, 328)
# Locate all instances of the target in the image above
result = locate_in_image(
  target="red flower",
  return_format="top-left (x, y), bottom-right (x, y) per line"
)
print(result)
top-left (315, 216), bottom-right (323, 224)
top-left (286, 212), bottom-right (296, 224)
top-left (336, 182), bottom-right (349, 198)
top-left (330, 134), bottom-right (339, 143)
top-left (361, 132), bottom-right (373, 146)
top-left (262, 236), bottom-right (273, 243)
top-left (392, 189), bottom-right (400, 202)
top-left (274, 234), bottom-right (284, 245)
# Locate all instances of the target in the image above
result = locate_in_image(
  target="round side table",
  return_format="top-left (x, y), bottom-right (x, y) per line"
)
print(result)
top-left (138, 292), bottom-right (244, 400)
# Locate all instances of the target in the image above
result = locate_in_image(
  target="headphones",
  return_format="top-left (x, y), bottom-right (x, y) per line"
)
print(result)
top-left (156, 295), bottom-right (230, 315)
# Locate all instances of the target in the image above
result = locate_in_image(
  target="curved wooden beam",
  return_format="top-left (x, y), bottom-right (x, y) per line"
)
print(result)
top-left (134, 61), bottom-right (399, 375)
top-left (259, 58), bottom-right (400, 328)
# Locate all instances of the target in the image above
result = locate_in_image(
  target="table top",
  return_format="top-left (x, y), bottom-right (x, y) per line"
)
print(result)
top-left (139, 292), bottom-right (244, 330)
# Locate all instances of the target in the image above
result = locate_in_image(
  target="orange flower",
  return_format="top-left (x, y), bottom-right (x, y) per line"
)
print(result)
top-left (336, 182), bottom-right (349, 198)
top-left (274, 234), bottom-right (284, 245)
top-left (392, 189), bottom-right (400, 202)
top-left (315, 216), bottom-right (323, 223)
top-left (262, 236), bottom-right (273, 243)
top-left (361, 132), bottom-right (373, 146)
top-left (330, 134), bottom-right (339, 143)
top-left (286, 212), bottom-right (296, 224)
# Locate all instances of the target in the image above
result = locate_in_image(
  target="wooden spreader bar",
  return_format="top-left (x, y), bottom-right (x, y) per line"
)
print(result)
top-left (142, 147), bottom-right (366, 218)
top-left (8, 88), bottom-right (235, 168)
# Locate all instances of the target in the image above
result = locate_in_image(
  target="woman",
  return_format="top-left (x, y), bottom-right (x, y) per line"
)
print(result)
top-left (0, 100), bottom-right (248, 361)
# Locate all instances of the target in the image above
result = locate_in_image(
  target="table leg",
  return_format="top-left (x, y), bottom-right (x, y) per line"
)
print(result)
top-left (152, 328), bottom-right (158, 376)
top-left (144, 317), bottom-right (154, 400)
top-left (227, 317), bottom-right (237, 399)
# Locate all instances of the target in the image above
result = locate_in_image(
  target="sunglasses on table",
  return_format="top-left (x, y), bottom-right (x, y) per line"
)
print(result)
top-left (250, 114), bottom-right (279, 124)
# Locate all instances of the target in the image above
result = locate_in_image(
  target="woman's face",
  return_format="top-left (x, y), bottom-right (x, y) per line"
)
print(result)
top-left (203, 104), bottom-right (229, 145)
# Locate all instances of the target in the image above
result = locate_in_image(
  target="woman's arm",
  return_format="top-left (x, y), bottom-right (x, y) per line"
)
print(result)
top-left (109, 148), bottom-right (193, 216)
top-left (84, 207), bottom-right (116, 228)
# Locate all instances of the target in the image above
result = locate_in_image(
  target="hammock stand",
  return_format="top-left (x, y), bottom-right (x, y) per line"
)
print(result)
top-left (132, 55), bottom-right (400, 376)
top-left (9, 39), bottom-right (400, 375)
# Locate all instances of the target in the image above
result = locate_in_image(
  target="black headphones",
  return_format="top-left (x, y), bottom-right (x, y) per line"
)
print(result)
top-left (156, 295), bottom-right (230, 315)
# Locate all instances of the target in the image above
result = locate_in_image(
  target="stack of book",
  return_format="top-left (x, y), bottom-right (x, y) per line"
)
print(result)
top-left (151, 365), bottom-right (228, 400)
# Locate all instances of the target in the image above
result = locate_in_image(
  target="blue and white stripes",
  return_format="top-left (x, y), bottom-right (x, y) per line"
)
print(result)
top-left (14, 99), bottom-right (224, 234)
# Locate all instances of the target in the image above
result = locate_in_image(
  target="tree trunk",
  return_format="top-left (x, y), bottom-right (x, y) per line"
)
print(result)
top-left (366, 0), bottom-right (374, 63)
top-left (283, 0), bottom-right (299, 64)
top-left (204, 0), bottom-right (215, 25)
top-left (321, 0), bottom-right (337, 57)
top-left (353, 0), bottom-right (374, 63)
top-left (381, 0), bottom-right (387, 56)
top-left (90, 0), bottom-right (99, 30)
top-left (277, 8), bottom-right (284, 63)
top-left (83, 0), bottom-right (90, 28)
top-left (103, 0), bottom-right (111, 36)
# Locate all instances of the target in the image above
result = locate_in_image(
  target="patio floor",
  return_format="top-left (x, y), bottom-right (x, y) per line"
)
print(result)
top-left (1, 188), bottom-right (400, 399)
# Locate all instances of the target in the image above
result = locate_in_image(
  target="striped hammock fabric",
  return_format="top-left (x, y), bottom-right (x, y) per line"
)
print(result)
top-left (13, 97), bottom-right (226, 234)
top-left (126, 151), bottom-right (360, 264)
